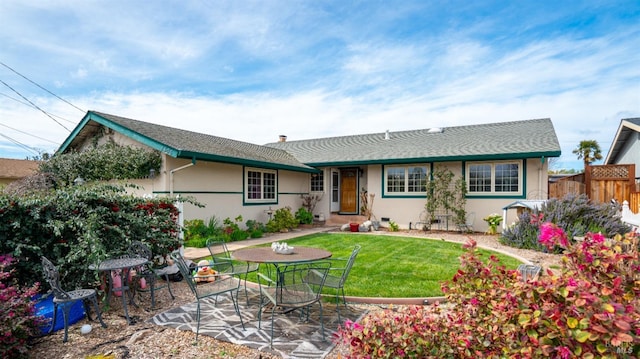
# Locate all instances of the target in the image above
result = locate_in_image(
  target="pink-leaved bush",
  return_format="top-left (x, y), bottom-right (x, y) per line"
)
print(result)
top-left (0, 255), bottom-right (46, 359)
top-left (336, 224), bottom-right (639, 358)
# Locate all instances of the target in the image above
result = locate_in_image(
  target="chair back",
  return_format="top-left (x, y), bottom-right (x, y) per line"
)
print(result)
top-left (277, 261), bottom-right (331, 307)
top-left (170, 252), bottom-right (199, 295)
top-left (338, 244), bottom-right (361, 287)
top-left (128, 241), bottom-right (152, 261)
top-left (41, 256), bottom-right (72, 300)
top-left (466, 212), bottom-right (476, 227)
top-left (206, 238), bottom-right (234, 272)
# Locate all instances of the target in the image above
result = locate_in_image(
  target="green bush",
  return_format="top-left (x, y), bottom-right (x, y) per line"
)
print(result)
top-left (337, 227), bottom-right (640, 357)
top-left (500, 194), bottom-right (631, 252)
top-left (0, 183), bottom-right (183, 292)
top-left (295, 207), bottom-right (313, 225)
top-left (245, 220), bottom-right (265, 238)
top-left (184, 216), bottom-right (222, 243)
top-left (266, 207), bottom-right (298, 232)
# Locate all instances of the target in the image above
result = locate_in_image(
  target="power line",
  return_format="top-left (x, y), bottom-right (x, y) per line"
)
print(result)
top-left (0, 132), bottom-right (41, 156)
top-left (0, 122), bottom-right (59, 144)
top-left (0, 91), bottom-right (77, 124)
top-left (0, 78), bottom-right (71, 132)
top-left (0, 61), bottom-right (85, 113)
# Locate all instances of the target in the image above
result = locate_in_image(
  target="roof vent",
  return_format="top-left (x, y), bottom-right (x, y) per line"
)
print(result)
top-left (427, 127), bottom-right (443, 133)
top-left (278, 135), bottom-right (287, 142)
top-left (384, 130), bottom-right (390, 140)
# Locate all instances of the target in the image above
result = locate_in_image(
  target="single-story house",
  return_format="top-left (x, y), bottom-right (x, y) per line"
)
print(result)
top-left (604, 118), bottom-right (640, 179)
top-left (0, 157), bottom-right (40, 187)
top-left (58, 111), bottom-right (561, 232)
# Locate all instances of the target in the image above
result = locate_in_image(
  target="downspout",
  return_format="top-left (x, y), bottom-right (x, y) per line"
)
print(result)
top-left (170, 158), bottom-right (196, 197)
top-left (539, 156), bottom-right (545, 200)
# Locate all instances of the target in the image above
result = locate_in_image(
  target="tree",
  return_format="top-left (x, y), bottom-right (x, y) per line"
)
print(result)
top-left (572, 140), bottom-right (602, 170)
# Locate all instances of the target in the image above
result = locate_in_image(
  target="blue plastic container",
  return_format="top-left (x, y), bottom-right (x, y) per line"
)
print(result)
top-left (34, 294), bottom-right (86, 335)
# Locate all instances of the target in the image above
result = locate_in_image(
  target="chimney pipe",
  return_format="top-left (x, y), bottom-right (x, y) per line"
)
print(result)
top-left (279, 135), bottom-right (287, 142)
top-left (384, 130), bottom-right (390, 140)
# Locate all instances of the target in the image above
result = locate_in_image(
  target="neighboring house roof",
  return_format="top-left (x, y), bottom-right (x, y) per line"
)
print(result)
top-left (604, 118), bottom-right (640, 164)
top-left (0, 158), bottom-right (40, 179)
top-left (265, 118), bottom-right (561, 166)
top-left (58, 111), bottom-right (317, 173)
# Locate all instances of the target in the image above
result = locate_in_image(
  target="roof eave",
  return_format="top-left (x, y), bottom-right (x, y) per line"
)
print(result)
top-left (177, 151), bottom-right (318, 173)
top-left (306, 151), bottom-right (561, 167)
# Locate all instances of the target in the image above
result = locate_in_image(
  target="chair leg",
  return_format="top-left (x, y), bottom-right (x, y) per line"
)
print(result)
top-left (61, 303), bottom-right (71, 343)
top-left (195, 301), bottom-right (201, 342)
top-left (318, 302), bottom-right (325, 342)
top-left (49, 303), bottom-right (58, 335)
top-left (231, 291), bottom-right (245, 330)
top-left (164, 275), bottom-right (175, 300)
top-left (90, 295), bottom-right (108, 328)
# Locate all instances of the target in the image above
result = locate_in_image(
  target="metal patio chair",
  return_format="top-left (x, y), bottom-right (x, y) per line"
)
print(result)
top-left (41, 256), bottom-right (107, 342)
top-left (170, 251), bottom-right (245, 341)
top-left (257, 260), bottom-right (331, 347)
top-left (206, 238), bottom-right (259, 305)
top-left (305, 244), bottom-right (361, 321)
top-left (127, 240), bottom-right (175, 309)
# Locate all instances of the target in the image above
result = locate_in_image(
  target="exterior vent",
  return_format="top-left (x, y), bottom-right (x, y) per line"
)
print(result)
top-left (279, 135), bottom-right (287, 142)
top-left (384, 130), bottom-right (390, 140)
top-left (427, 128), bottom-right (443, 133)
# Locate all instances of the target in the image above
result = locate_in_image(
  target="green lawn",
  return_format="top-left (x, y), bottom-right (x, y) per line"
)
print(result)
top-left (240, 233), bottom-right (523, 298)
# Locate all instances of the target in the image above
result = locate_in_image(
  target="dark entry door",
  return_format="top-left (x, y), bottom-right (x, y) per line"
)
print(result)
top-left (340, 169), bottom-right (358, 213)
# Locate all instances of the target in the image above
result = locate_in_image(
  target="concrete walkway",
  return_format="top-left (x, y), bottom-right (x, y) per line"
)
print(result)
top-left (182, 226), bottom-right (336, 260)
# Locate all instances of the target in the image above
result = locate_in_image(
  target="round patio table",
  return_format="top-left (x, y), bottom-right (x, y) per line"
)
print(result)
top-left (90, 257), bottom-right (149, 325)
top-left (232, 246), bottom-right (332, 264)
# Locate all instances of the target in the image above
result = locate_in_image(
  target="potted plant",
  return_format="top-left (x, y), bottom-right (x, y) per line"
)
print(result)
top-left (483, 213), bottom-right (503, 235)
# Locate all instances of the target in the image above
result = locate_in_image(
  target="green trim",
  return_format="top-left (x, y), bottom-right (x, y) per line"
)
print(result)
top-left (153, 191), bottom-right (242, 195)
top-left (305, 151), bottom-right (560, 167)
top-left (178, 151), bottom-right (318, 173)
top-left (242, 167), bottom-right (279, 206)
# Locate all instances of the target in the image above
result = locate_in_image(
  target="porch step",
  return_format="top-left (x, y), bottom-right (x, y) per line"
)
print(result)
top-left (325, 213), bottom-right (368, 226)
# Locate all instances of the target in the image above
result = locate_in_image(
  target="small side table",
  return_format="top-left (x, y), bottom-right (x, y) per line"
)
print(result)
top-left (90, 257), bottom-right (149, 325)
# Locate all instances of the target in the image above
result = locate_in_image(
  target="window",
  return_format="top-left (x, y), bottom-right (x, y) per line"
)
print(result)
top-left (385, 165), bottom-right (428, 195)
top-left (245, 168), bottom-right (277, 202)
top-left (467, 161), bottom-right (521, 195)
top-left (311, 171), bottom-right (324, 192)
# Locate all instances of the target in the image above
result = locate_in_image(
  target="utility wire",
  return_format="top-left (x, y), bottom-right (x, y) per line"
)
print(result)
top-left (0, 91), bottom-right (76, 124)
top-left (0, 122), bottom-right (59, 144)
top-left (0, 132), bottom-right (41, 156)
top-left (0, 79), bottom-right (71, 132)
top-left (0, 61), bottom-right (85, 113)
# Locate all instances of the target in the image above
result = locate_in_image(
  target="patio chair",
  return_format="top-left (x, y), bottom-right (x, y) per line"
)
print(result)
top-left (206, 238), bottom-right (259, 305)
top-left (40, 256), bottom-right (107, 342)
top-left (456, 212), bottom-right (475, 233)
top-left (257, 261), bottom-right (331, 347)
top-left (127, 241), bottom-right (175, 309)
top-left (304, 244), bottom-right (361, 321)
top-left (170, 251), bottom-right (245, 341)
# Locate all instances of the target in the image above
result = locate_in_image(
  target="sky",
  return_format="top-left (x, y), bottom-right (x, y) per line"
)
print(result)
top-left (1, 1), bottom-right (639, 171)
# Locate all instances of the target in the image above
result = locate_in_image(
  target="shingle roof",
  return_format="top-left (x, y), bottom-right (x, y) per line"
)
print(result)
top-left (0, 158), bottom-right (40, 179)
top-left (605, 118), bottom-right (640, 164)
top-left (265, 118), bottom-right (561, 165)
top-left (58, 111), bottom-right (316, 173)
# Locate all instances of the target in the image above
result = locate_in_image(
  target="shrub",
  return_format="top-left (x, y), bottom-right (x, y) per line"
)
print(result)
top-left (0, 255), bottom-right (46, 359)
top-left (245, 220), bottom-right (265, 238)
top-left (184, 216), bottom-right (222, 243)
top-left (295, 207), bottom-right (313, 225)
top-left (337, 226), bottom-right (640, 358)
top-left (221, 215), bottom-right (250, 242)
top-left (500, 194), bottom-right (631, 251)
top-left (266, 207), bottom-right (298, 232)
top-left (388, 220), bottom-right (399, 232)
top-left (0, 183), bottom-right (184, 292)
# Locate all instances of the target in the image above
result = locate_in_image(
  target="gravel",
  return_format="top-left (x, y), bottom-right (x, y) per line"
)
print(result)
top-left (27, 230), bottom-right (561, 359)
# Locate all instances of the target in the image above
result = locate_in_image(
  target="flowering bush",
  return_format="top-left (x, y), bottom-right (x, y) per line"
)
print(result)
top-left (0, 255), bottom-right (46, 359)
top-left (0, 183), bottom-right (185, 292)
top-left (483, 213), bottom-right (502, 234)
top-left (336, 225), bottom-right (640, 358)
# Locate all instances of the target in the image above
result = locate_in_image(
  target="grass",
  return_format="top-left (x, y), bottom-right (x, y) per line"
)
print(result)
top-left (236, 233), bottom-right (523, 298)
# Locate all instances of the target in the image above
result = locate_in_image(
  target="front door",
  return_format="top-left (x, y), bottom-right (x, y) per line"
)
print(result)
top-left (340, 169), bottom-right (358, 213)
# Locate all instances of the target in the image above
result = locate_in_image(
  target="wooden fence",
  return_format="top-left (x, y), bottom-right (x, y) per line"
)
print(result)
top-left (550, 164), bottom-right (638, 213)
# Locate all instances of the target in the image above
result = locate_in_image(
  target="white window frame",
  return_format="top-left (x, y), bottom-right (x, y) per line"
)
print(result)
top-left (245, 167), bottom-right (278, 203)
top-left (466, 160), bottom-right (522, 196)
top-left (310, 171), bottom-right (324, 192)
top-left (383, 164), bottom-right (428, 196)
